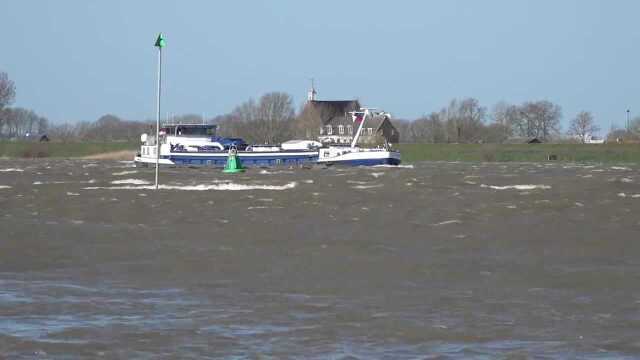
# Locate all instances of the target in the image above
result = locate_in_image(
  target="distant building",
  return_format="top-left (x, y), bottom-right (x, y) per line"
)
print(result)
top-left (582, 134), bottom-right (605, 144)
top-left (298, 85), bottom-right (400, 145)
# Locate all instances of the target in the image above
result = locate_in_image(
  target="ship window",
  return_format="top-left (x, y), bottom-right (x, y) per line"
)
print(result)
top-left (326, 125), bottom-right (333, 135)
top-left (319, 127), bottom-right (324, 135)
top-left (175, 125), bottom-right (217, 137)
top-left (347, 125), bottom-right (352, 135)
top-left (338, 125), bottom-right (344, 135)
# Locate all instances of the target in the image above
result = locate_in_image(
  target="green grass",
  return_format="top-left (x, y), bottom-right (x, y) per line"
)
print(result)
top-left (396, 143), bottom-right (640, 163)
top-left (0, 140), bottom-right (138, 158)
top-left (2, 140), bottom-right (639, 163)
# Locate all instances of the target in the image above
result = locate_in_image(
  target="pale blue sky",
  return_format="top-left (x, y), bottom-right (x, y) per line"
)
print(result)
top-left (1, 0), bottom-right (639, 132)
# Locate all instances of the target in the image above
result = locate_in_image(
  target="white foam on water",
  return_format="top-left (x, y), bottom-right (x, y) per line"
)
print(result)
top-left (303, 179), bottom-right (314, 184)
top-left (84, 181), bottom-right (298, 191)
top-left (373, 164), bottom-right (414, 169)
top-left (347, 180), bottom-right (371, 185)
top-left (66, 192), bottom-right (80, 196)
top-left (371, 172), bottom-right (385, 178)
top-left (0, 185), bottom-right (12, 189)
top-left (0, 168), bottom-right (24, 172)
top-left (618, 193), bottom-right (640, 199)
top-left (110, 179), bottom-right (151, 185)
top-left (258, 169), bottom-right (294, 175)
top-left (112, 170), bottom-right (138, 176)
top-left (352, 184), bottom-right (384, 190)
top-left (621, 178), bottom-right (634, 183)
top-left (432, 220), bottom-right (462, 226)
top-left (32, 181), bottom-right (70, 185)
top-left (611, 166), bottom-right (632, 171)
top-left (481, 184), bottom-right (551, 190)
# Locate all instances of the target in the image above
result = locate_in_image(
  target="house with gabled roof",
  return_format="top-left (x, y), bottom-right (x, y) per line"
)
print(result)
top-left (296, 85), bottom-right (400, 145)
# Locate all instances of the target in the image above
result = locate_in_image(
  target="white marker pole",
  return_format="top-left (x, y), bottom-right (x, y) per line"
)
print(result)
top-left (154, 34), bottom-right (164, 190)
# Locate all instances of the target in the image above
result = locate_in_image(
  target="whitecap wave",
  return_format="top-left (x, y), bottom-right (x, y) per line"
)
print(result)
top-left (0, 185), bottom-right (12, 189)
top-left (110, 179), bottom-right (151, 185)
top-left (611, 166), bottom-right (632, 171)
top-left (0, 168), bottom-right (24, 172)
top-left (352, 184), bottom-right (384, 190)
top-left (481, 184), bottom-right (551, 190)
top-left (373, 164), bottom-right (414, 169)
top-left (112, 170), bottom-right (138, 176)
top-left (431, 220), bottom-right (462, 226)
top-left (84, 181), bottom-right (298, 191)
top-left (618, 193), bottom-right (640, 198)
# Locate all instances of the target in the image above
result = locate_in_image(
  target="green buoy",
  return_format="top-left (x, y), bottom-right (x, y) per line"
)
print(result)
top-left (223, 148), bottom-right (245, 173)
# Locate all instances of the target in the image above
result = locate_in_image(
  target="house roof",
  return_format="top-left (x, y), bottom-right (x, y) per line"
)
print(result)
top-left (365, 115), bottom-right (389, 132)
top-left (306, 100), bottom-right (360, 125)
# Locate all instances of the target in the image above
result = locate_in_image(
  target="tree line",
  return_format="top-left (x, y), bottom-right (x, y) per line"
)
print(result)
top-left (0, 72), bottom-right (49, 139)
top-left (2, 69), bottom-right (639, 143)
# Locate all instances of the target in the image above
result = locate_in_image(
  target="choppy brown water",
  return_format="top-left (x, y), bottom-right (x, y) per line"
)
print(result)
top-left (1, 159), bottom-right (640, 359)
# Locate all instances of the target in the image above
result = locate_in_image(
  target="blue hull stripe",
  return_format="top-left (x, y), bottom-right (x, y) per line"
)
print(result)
top-left (167, 154), bottom-right (318, 167)
top-left (325, 158), bottom-right (401, 166)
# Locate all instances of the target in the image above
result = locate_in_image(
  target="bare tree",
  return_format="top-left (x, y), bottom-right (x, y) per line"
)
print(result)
top-left (256, 92), bottom-right (295, 143)
top-left (517, 101), bottom-right (562, 141)
top-left (410, 112), bottom-right (447, 143)
top-left (491, 101), bottom-right (519, 138)
top-left (0, 72), bottom-right (15, 111)
top-left (439, 98), bottom-right (486, 143)
top-left (0, 72), bottom-right (16, 135)
top-left (228, 92), bottom-right (295, 143)
top-left (567, 111), bottom-right (599, 143)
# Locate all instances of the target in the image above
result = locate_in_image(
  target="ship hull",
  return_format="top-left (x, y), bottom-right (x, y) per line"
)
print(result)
top-left (135, 151), bottom-right (318, 168)
top-left (317, 148), bottom-right (401, 167)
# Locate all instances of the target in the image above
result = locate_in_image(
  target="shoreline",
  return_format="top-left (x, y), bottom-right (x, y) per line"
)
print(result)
top-left (1, 141), bottom-right (639, 163)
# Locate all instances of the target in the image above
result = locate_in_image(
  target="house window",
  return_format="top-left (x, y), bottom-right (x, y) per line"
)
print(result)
top-left (347, 125), bottom-right (353, 135)
top-left (326, 125), bottom-right (333, 135)
top-left (367, 128), bottom-right (373, 135)
top-left (338, 125), bottom-right (344, 135)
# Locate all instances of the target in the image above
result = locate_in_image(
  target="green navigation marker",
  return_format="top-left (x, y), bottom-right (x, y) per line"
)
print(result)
top-left (223, 149), bottom-right (245, 173)
top-left (154, 33), bottom-right (166, 48)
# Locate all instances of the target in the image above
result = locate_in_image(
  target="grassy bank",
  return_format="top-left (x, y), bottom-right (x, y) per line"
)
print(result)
top-left (0, 141), bottom-right (138, 158)
top-left (396, 143), bottom-right (640, 163)
top-left (1, 140), bottom-right (638, 163)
